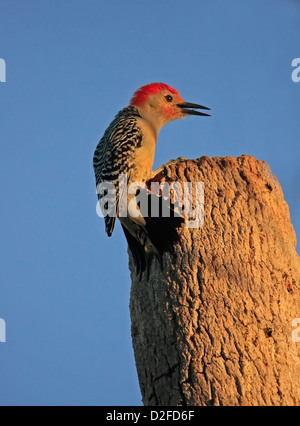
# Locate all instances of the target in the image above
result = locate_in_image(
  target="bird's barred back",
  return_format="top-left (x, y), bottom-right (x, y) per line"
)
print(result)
top-left (93, 106), bottom-right (143, 186)
top-left (93, 106), bottom-right (144, 236)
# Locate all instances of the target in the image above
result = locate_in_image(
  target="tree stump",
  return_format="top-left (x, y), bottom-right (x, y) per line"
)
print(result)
top-left (129, 155), bottom-right (300, 406)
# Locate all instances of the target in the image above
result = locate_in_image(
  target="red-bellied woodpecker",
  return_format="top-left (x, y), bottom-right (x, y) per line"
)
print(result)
top-left (93, 82), bottom-right (210, 277)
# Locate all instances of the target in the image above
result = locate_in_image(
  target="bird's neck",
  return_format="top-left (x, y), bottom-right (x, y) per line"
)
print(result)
top-left (137, 106), bottom-right (166, 139)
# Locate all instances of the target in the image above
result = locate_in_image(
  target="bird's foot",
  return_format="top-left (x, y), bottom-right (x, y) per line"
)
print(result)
top-left (152, 157), bottom-right (187, 179)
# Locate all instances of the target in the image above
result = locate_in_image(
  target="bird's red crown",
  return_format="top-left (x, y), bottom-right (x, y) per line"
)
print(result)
top-left (130, 82), bottom-right (179, 107)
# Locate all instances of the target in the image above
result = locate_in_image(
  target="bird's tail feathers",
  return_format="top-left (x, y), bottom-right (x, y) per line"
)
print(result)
top-left (122, 192), bottom-right (184, 280)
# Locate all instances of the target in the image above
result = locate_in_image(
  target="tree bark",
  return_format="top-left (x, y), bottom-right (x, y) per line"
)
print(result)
top-left (129, 155), bottom-right (300, 406)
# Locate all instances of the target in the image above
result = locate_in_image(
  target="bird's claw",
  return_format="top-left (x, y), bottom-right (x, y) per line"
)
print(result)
top-left (153, 157), bottom-right (187, 179)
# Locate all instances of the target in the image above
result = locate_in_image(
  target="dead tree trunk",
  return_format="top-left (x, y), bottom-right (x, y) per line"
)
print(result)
top-left (129, 155), bottom-right (300, 406)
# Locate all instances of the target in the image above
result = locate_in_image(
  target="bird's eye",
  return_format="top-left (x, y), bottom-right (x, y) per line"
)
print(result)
top-left (165, 95), bottom-right (173, 102)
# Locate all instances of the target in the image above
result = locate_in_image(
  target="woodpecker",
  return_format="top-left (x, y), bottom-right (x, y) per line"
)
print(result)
top-left (93, 82), bottom-right (210, 277)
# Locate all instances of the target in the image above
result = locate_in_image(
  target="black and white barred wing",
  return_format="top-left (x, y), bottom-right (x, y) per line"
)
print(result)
top-left (93, 107), bottom-right (142, 237)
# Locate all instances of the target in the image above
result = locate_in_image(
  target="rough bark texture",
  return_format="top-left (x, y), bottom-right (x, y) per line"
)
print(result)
top-left (129, 155), bottom-right (300, 406)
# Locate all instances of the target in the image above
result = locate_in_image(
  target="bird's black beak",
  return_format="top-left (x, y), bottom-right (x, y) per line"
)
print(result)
top-left (177, 102), bottom-right (211, 117)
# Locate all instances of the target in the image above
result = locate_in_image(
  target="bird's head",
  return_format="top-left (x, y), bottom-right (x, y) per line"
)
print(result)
top-left (130, 82), bottom-right (210, 133)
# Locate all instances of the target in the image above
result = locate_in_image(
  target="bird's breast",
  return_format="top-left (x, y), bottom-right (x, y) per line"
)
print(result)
top-left (130, 119), bottom-right (157, 183)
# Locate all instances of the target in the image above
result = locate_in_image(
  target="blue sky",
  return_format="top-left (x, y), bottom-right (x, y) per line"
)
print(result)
top-left (0, 0), bottom-right (299, 406)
